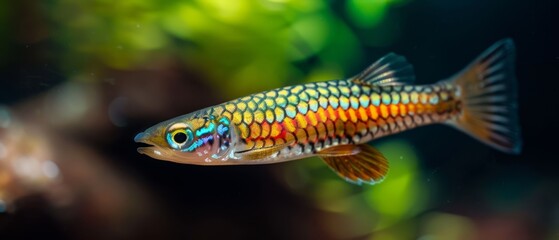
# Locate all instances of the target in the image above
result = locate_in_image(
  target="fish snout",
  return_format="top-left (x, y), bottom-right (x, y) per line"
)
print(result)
top-left (134, 132), bottom-right (149, 143)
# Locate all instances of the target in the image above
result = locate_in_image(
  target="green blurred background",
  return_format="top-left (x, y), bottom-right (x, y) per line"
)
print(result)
top-left (0, 0), bottom-right (558, 239)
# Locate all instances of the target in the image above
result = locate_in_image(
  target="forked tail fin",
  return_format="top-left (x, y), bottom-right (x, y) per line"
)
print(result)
top-left (446, 39), bottom-right (522, 154)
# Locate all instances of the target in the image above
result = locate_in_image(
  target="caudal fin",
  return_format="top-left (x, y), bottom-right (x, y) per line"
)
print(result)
top-left (446, 39), bottom-right (522, 154)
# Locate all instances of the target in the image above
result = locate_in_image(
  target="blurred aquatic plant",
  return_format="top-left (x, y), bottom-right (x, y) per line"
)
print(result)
top-left (347, 0), bottom-right (409, 28)
top-left (45, 0), bottom-right (410, 98)
top-left (417, 212), bottom-right (478, 240)
top-left (365, 140), bottom-right (430, 229)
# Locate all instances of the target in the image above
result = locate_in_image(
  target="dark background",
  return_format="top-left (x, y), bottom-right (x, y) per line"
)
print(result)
top-left (0, 0), bottom-right (558, 239)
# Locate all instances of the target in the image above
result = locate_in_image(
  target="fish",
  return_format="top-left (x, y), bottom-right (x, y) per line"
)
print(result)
top-left (134, 39), bottom-right (521, 185)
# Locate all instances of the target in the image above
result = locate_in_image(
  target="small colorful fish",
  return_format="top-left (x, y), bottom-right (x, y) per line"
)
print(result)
top-left (135, 39), bottom-right (521, 185)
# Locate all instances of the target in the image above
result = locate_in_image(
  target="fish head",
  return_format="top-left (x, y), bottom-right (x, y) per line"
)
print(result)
top-left (134, 112), bottom-right (234, 165)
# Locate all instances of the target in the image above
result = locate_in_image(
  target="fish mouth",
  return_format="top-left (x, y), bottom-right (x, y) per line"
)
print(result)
top-left (134, 132), bottom-right (174, 162)
top-left (134, 132), bottom-right (158, 155)
top-left (137, 146), bottom-right (156, 155)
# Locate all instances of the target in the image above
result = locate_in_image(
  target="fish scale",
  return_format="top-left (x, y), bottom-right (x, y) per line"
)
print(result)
top-left (213, 80), bottom-right (460, 161)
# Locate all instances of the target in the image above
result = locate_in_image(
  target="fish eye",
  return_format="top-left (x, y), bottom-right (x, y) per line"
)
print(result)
top-left (173, 131), bottom-right (188, 144)
top-left (166, 126), bottom-right (194, 150)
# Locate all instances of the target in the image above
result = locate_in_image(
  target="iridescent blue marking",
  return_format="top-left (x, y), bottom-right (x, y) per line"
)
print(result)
top-left (309, 100), bottom-right (319, 112)
top-left (391, 92), bottom-right (400, 104)
top-left (329, 98), bottom-right (339, 108)
top-left (219, 117), bottom-right (230, 125)
top-left (183, 134), bottom-right (213, 152)
top-left (319, 98), bottom-right (328, 108)
top-left (351, 85), bottom-right (361, 96)
top-left (401, 93), bottom-right (410, 104)
top-left (328, 87), bottom-right (340, 97)
top-left (166, 132), bottom-right (179, 149)
top-left (217, 124), bottom-right (228, 135)
top-left (350, 98), bottom-right (359, 109)
top-left (371, 94), bottom-right (380, 106)
top-left (340, 87), bottom-right (351, 97)
top-left (305, 89), bottom-right (319, 99)
top-left (185, 138), bottom-right (204, 152)
top-left (286, 106), bottom-right (297, 118)
top-left (298, 104), bottom-right (308, 115)
top-left (430, 95), bottom-right (439, 104)
top-left (276, 109), bottom-right (285, 122)
top-left (277, 97), bottom-right (287, 108)
top-left (340, 98), bottom-right (350, 110)
top-left (298, 92), bottom-right (309, 102)
top-left (196, 122), bottom-right (215, 137)
top-left (216, 117), bottom-right (231, 155)
top-left (266, 111), bottom-right (275, 123)
top-left (186, 129), bottom-right (194, 143)
top-left (359, 96), bottom-right (370, 107)
top-left (382, 93), bottom-right (391, 105)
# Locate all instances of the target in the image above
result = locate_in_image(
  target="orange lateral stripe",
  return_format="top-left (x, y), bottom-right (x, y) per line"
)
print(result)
top-left (358, 107), bottom-right (368, 121)
top-left (295, 113), bottom-right (307, 128)
top-left (369, 105), bottom-right (379, 120)
top-left (284, 118), bottom-right (297, 132)
top-left (348, 108), bottom-right (358, 123)
top-left (307, 111), bottom-right (318, 126)
top-left (407, 104), bottom-right (415, 115)
top-left (327, 106), bottom-right (337, 121)
top-left (399, 103), bottom-right (407, 117)
top-left (390, 104), bottom-right (399, 117)
top-left (380, 105), bottom-right (389, 119)
top-left (416, 104), bottom-right (425, 114)
top-left (337, 108), bottom-right (348, 122)
top-left (316, 108), bottom-right (328, 123)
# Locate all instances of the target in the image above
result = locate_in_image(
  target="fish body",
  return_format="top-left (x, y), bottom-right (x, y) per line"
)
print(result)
top-left (135, 39), bottom-right (521, 185)
top-left (190, 80), bottom-right (459, 164)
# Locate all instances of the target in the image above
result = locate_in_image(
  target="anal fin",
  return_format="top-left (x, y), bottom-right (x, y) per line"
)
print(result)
top-left (318, 144), bottom-right (389, 185)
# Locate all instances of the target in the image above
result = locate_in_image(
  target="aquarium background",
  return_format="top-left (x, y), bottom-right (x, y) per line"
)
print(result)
top-left (0, 0), bottom-right (558, 239)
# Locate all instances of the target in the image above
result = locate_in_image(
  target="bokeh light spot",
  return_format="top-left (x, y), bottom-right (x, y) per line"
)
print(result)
top-left (47, 83), bottom-right (93, 125)
top-left (0, 106), bottom-right (12, 128)
top-left (346, 0), bottom-right (389, 28)
top-left (108, 97), bottom-right (128, 127)
top-left (42, 161), bottom-right (60, 179)
top-left (196, 0), bottom-right (249, 23)
top-left (419, 212), bottom-right (478, 240)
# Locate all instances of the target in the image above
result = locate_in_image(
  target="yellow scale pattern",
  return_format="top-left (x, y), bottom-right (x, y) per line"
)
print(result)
top-left (212, 81), bottom-right (459, 152)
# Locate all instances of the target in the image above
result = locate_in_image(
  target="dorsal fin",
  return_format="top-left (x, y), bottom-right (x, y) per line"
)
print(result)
top-left (351, 53), bottom-right (415, 86)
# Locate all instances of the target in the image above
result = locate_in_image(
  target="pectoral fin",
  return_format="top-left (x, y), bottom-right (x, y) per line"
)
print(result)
top-left (235, 143), bottom-right (288, 161)
top-left (318, 144), bottom-right (389, 185)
